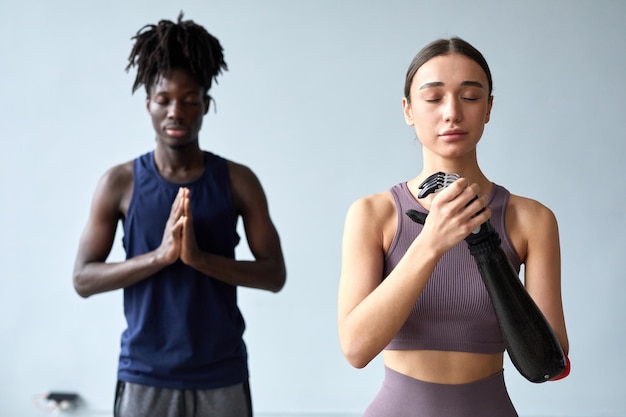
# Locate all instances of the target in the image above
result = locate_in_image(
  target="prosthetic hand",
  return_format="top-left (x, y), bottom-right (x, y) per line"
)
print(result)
top-left (406, 172), bottom-right (567, 383)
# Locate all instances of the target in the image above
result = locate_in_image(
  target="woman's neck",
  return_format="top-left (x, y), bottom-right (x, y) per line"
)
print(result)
top-left (418, 149), bottom-right (490, 189)
top-left (410, 153), bottom-right (492, 200)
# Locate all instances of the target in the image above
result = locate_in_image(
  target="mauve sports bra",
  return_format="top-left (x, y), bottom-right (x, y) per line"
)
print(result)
top-left (384, 182), bottom-right (521, 354)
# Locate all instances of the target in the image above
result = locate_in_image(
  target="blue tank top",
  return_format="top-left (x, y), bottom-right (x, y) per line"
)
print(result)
top-left (118, 151), bottom-right (247, 389)
top-left (385, 182), bottom-right (521, 354)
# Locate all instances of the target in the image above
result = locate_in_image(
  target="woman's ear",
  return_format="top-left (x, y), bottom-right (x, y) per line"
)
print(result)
top-left (484, 95), bottom-right (494, 123)
top-left (402, 97), bottom-right (414, 126)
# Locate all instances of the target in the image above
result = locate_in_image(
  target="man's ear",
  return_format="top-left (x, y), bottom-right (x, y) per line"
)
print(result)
top-left (203, 95), bottom-right (211, 115)
top-left (145, 86), bottom-right (152, 113)
top-left (402, 97), bottom-right (414, 126)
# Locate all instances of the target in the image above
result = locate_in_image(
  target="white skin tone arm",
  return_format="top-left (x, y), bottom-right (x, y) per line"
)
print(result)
top-left (338, 183), bottom-right (569, 381)
top-left (338, 179), bottom-right (491, 368)
top-left (506, 195), bottom-right (569, 355)
top-left (338, 50), bottom-right (569, 383)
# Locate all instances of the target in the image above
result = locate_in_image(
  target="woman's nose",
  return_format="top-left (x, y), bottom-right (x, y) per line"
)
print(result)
top-left (443, 98), bottom-right (462, 123)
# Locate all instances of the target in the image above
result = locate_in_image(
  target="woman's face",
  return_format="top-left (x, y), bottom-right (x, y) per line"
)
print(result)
top-left (402, 53), bottom-right (493, 160)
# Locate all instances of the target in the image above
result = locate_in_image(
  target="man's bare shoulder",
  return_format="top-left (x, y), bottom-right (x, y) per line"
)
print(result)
top-left (99, 160), bottom-right (134, 191)
top-left (90, 160), bottom-right (135, 216)
top-left (226, 159), bottom-right (258, 184)
top-left (223, 159), bottom-right (268, 216)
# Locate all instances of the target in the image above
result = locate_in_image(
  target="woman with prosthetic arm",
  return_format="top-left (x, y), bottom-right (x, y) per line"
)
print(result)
top-left (338, 37), bottom-right (569, 417)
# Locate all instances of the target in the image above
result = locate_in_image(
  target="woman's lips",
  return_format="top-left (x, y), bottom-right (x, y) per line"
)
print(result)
top-left (439, 129), bottom-right (468, 141)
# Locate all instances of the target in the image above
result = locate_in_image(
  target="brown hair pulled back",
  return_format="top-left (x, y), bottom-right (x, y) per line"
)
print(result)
top-left (404, 37), bottom-right (492, 102)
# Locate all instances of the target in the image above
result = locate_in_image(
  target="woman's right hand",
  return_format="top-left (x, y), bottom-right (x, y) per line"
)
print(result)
top-left (418, 178), bottom-right (491, 255)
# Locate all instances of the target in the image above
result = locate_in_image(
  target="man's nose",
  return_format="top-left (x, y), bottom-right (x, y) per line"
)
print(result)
top-left (167, 101), bottom-right (183, 120)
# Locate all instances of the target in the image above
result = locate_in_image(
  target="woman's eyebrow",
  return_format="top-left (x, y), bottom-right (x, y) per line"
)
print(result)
top-left (419, 81), bottom-right (444, 90)
top-left (419, 80), bottom-right (485, 90)
top-left (461, 80), bottom-right (485, 88)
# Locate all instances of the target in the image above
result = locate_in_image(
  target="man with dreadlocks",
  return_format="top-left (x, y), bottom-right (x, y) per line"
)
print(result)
top-left (73, 13), bottom-right (286, 417)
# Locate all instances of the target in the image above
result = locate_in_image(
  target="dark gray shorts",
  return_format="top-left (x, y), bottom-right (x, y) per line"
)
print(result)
top-left (363, 366), bottom-right (518, 417)
top-left (114, 380), bottom-right (252, 417)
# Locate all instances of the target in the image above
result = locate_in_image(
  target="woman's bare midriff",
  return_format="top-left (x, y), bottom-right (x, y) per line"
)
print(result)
top-left (383, 349), bottom-right (505, 384)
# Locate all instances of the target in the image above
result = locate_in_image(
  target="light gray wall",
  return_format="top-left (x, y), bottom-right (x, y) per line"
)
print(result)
top-left (1, 0), bottom-right (624, 416)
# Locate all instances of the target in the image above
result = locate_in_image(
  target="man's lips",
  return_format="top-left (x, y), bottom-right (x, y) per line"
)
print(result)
top-left (165, 126), bottom-right (189, 136)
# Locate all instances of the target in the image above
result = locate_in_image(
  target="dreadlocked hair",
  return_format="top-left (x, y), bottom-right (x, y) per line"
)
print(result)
top-left (126, 11), bottom-right (227, 97)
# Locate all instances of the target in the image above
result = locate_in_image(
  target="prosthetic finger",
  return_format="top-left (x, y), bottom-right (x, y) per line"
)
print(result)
top-left (405, 209), bottom-right (427, 225)
top-left (417, 172), bottom-right (460, 198)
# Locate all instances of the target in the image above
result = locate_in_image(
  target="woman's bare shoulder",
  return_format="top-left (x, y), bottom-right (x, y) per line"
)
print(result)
top-left (506, 193), bottom-right (559, 261)
top-left (507, 193), bottom-right (557, 224)
top-left (344, 190), bottom-right (400, 249)
top-left (347, 190), bottom-right (396, 222)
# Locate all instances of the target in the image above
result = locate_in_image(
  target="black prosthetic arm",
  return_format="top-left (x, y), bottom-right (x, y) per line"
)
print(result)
top-left (406, 172), bottom-right (566, 383)
top-left (465, 221), bottom-right (566, 382)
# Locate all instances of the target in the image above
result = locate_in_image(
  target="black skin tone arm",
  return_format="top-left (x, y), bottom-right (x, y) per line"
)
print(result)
top-left (73, 67), bottom-right (286, 297)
